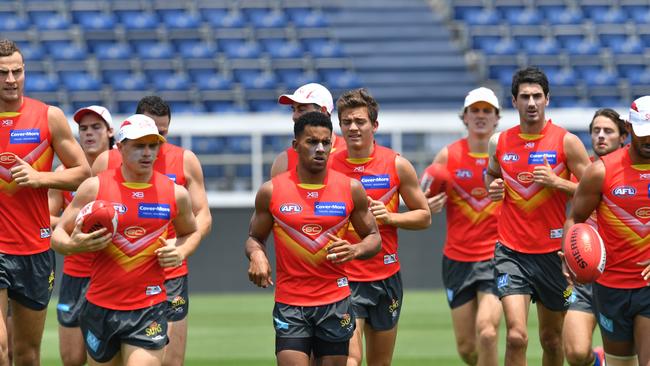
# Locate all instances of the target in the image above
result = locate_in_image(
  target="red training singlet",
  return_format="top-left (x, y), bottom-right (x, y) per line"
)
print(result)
top-left (330, 144), bottom-right (401, 281)
top-left (495, 121), bottom-right (570, 253)
top-left (108, 143), bottom-right (188, 279)
top-left (61, 177), bottom-right (95, 277)
top-left (270, 169), bottom-right (353, 306)
top-left (86, 169), bottom-right (177, 310)
top-left (597, 146), bottom-right (650, 289)
top-left (286, 133), bottom-right (346, 172)
top-left (0, 97), bottom-right (53, 254)
top-left (431, 139), bottom-right (500, 261)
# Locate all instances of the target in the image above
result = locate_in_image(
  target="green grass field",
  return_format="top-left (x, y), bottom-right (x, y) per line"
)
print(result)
top-left (38, 290), bottom-right (601, 365)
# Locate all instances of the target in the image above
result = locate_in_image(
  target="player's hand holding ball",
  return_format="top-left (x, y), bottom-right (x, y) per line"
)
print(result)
top-left (562, 223), bottom-right (606, 284)
top-left (70, 200), bottom-right (116, 253)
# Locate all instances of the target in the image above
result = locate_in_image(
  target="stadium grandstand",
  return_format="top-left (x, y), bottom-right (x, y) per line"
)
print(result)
top-left (7, 0), bottom-right (646, 202)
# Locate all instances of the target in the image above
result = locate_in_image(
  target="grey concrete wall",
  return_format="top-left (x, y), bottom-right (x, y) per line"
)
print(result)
top-left (53, 208), bottom-right (448, 294)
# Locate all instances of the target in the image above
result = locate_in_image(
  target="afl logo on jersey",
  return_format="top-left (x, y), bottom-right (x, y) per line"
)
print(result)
top-left (0, 152), bottom-right (16, 165)
top-left (502, 153), bottom-right (519, 162)
top-left (301, 224), bottom-right (322, 235)
top-left (279, 203), bottom-right (302, 214)
top-left (455, 169), bottom-right (472, 179)
top-left (612, 186), bottom-right (636, 197)
top-left (635, 207), bottom-right (650, 219)
top-left (517, 172), bottom-right (534, 183)
top-left (124, 226), bottom-right (146, 238)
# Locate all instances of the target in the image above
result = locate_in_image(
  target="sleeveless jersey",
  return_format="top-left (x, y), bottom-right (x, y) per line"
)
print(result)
top-left (0, 97), bottom-right (53, 254)
top-left (86, 169), bottom-right (178, 310)
top-left (436, 139), bottom-right (500, 261)
top-left (270, 169), bottom-right (353, 306)
top-left (60, 176), bottom-right (95, 277)
top-left (108, 143), bottom-right (188, 279)
top-left (285, 133), bottom-right (346, 172)
top-left (597, 147), bottom-right (650, 289)
top-left (330, 144), bottom-right (401, 281)
top-left (495, 121), bottom-right (570, 253)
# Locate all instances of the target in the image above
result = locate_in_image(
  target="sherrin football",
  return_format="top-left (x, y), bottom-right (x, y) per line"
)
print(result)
top-left (563, 223), bottom-right (606, 283)
top-left (75, 200), bottom-right (118, 237)
top-left (421, 163), bottom-right (451, 196)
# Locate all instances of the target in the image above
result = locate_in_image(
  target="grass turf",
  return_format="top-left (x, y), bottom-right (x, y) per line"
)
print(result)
top-left (37, 290), bottom-right (601, 365)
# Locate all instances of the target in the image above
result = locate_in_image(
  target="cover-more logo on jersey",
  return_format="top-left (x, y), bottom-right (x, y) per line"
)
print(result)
top-left (361, 174), bottom-right (390, 189)
top-left (279, 203), bottom-right (302, 215)
top-left (314, 202), bottom-right (346, 216)
top-left (528, 151), bottom-right (557, 165)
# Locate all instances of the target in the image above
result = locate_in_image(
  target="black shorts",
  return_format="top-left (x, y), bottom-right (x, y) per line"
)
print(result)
top-left (592, 283), bottom-right (650, 342)
top-left (57, 274), bottom-right (90, 327)
top-left (349, 271), bottom-right (403, 331)
top-left (442, 256), bottom-right (497, 309)
top-left (80, 301), bottom-right (168, 363)
top-left (493, 242), bottom-right (571, 312)
top-left (272, 297), bottom-right (355, 343)
top-left (0, 249), bottom-right (55, 310)
top-left (165, 275), bottom-right (189, 322)
top-left (567, 283), bottom-right (593, 314)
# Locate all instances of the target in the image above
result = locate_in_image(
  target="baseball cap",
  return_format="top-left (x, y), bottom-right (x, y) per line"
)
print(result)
top-left (278, 83), bottom-right (334, 114)
top-left (463, 87), bottom-right (500, 110)
top-left (73, 105), bottom-right (112, 127)
top-left (116, 114), bottom-right (166, 143)
top-left (629, 96), bottom-right (650, 137)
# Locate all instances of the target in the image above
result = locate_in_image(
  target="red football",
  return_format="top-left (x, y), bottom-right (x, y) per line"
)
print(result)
top-left (75, 200), bottom-right (118, 237)
top-left (563, 223), bottom-right (606, 283)
top-left (421, 163), bottom-right (451, 196)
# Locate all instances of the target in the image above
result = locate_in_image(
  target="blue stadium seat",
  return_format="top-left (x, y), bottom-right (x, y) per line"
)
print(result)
top-left (627, 68), bottom-right (650, 86)
top-left (192, 136), bottom-right (226, 154)
top-left (374, 134), bottom-right (392, 149)
top-left (287, 9), bottom-right (327, 28)
top-left (77, 12), bottom-right (116, 30)
top-left (119, 11), bottom-right (159, 30)
top-left (482, 38), bottom-right (518, 56)
top-left (202, 164), bottom-right (225, 178)
top-left (25, 73), bottom-right (59, 92)
top-left (591, 7), bottom-right (626, 23)
top-left (323, 70), bottom-right (361, 89)
top-left (0, 15), bottom-right (29, 31)
top-left (609, 37), bottom-right (643, 54)
top-left (177, 41), bottom-right (218, 59)
top-left (629, 7), bottom-right (650, 23)
top-left (545, 7), bottom-right (584, 25)
top-left (20, 44), bottom-right (46, 61)
top-left (30, 12), bottom-right (71, 30)
top-left (48, 43), bottom-right (87, 60)
top-left (202, 9), bottom-right (246, 28)
top-left (276, 70), bottom-right (319, 90)
top-left (452, 4), bottom-right (483, 20)
top-left (94, 43), bottom-right (132, 60)
top-left (582, 68), bottom-right (618, 87)
top-left (62, 72), bottom-right (101, 91)
top-left (205, 101), bottom-right (246, 113)
top-left (262, 39), bottom-right (303, 59)
top-left (505, 8), bottom-right (542, 25)
top-left (245, 9), bottom-right (288, 28)
top-left (153, 74), bottom-right (191, 91)
top-left (581, 4), bottom-right (610, 19)
top-left (249, 100), bottom-right (284, 112)
top-left (168, 102), bottom-right (205, 114)
top-left (263, 135), bottom-right (292, 153)
top-left (545, 68), bottom-right (578, 87)
top-left (305, 39), bottom-right (344, 58)
top-left (237, 71), bottom-right (278, 90)
top-left (462, 9), bottom-right (500, 26)
top-left (162, 12), bottom-right (201, 29)
top-left (525, 38), bottom-right (560, 55)
top-left (194, 73), bottom-right (234, 91)
top-left (136, 42), bottom-right (174, 60)
top-left (226, 136), bottom-right (252, 154)
top-left (221, 40), bottom-right (262, 59)
top-left (564, 38), bottom-right (600, 55)
top-left (108, 73), bottom-right (148, 91)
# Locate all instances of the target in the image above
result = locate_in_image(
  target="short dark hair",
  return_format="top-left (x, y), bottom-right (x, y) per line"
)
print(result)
top-left (0, 39), bottom-right (21, 59)
top-left (511, 67), bottom-right (549, 98)
top-left (136, 95), bottom-right (171, 121)
top-left (336, 88), bottom-right (379, 123)
top-left (589, 108), bottom-right (628, 139)
top-left (294, 111), bottom-right (332, 138)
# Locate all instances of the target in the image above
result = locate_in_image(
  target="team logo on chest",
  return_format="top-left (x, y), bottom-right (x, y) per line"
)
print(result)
top-left (0, 152), bottom-right (16, 166)
top-left (301, 224), bottom-right (322, 235)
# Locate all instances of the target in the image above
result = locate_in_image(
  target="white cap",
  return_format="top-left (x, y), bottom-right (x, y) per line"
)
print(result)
top-left (73, 105), bottom-right (112, 127)
top-left (629, 96), bottom-right (650, 137)
top-left (464, 87), bottom-right (500, 110)
top-left (278, 83), bottom-right (334, 114)
top-left (116, 114), bottom-right (166, 143)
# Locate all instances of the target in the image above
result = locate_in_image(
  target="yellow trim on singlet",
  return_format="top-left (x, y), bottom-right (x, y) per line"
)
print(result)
top-left (518, 133), bottom-right (543, 140)
top-left (468, 152), bottom-right (489, 158)
top-left (122, 182), bottom-right (152, 189)
top-left (346, 157), bottom-right (373, 164)
top-left (298, 183), bottom-right (325, 189)
top-left (0, 112), bottom-right (20, 117)
top-left (631, 164), bottom-right (650, 171)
